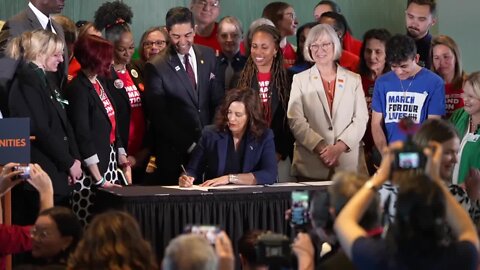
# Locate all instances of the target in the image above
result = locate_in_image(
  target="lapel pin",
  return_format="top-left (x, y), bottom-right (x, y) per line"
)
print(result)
top-left (200, 59), bottom-right (204, 64)
top-left (175, 66), bottom-right (180, 71)
top-left (131, 69), bottom-right (139, 78)
top-left (249, 145), bottom-right (253, 150)
top-left (114, 79), bottom-right (124, 89)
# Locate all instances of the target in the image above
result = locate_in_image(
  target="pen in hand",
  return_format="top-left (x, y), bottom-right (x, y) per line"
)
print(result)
top-left (179, 165), bottom-right (194, 187)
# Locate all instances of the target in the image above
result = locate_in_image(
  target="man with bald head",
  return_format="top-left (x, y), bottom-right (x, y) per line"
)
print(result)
top-left (0, 0), bottom-right (67, 116)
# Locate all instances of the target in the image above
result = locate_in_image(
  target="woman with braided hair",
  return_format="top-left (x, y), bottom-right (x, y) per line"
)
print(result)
top-left (237, 24), bottom-right (294, 182)
top-left (94, 1), bottom-right (149, 184)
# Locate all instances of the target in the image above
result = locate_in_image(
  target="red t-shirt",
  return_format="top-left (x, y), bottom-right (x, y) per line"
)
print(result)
top-left (361, 76), bottom-right (375, 151)
top-left (257, 72), bottom-right (272, 124)
top-left (93, 81), bottom-right (117, 144)
top-left (67, 57), bottom-right (81, 83)
top-left (116, 71), bottom-right (146, 156)
top-left (194, 22), bottom-right (221, 56)
top-left (445, 82), bottom-right (464, 118)
top-left (339, 50), bottom-right (359, 73)
top-left (343, 32), bottom-right (362, 57)
top-left (282, 42), bottom-right (297, 69)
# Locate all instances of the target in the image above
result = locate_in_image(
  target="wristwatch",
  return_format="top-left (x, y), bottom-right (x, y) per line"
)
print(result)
top-left (228, 174), bottom-right (239, 184)
top-left (364, 180), bottom-right (378, 191)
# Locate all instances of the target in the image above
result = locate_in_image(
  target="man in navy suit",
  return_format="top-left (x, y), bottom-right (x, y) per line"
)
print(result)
top-left (0, 0), bottom-right (67, 116)
top-left (144, 7), bottom-right (220, 185)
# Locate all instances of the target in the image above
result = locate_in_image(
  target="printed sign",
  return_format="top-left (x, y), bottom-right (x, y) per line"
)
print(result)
top-left (0, 118), bottom-right (30, 165)
top-left (385, 91), bottom-right (428, 124)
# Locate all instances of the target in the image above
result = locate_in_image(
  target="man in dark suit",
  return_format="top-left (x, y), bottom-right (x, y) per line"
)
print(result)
top-left (0, 0), bottom-right (67, 116)
top-left (144, 7), bottom-right (220, 185)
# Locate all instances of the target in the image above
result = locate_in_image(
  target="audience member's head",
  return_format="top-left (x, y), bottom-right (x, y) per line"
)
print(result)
top-left (68, 211), bottom-right (158, 270)
top-left (386, 34), bottom-right (419, 80)
top-left (303, 24), bottom-right (342, 63)
top-left (431, 35), bottom-right (465, 89)
top-left (139, 26), bottom-right (169, 61)
top-left (462, 71), bottom-right (480, 117)
top-left (76, 21), bottom-right (102, 38)
top-left (217, 16), bottom-right (243, 58)
top-left (413, 119), bottom-right (459, 181)
top-left (165, 7), bottom-right (195, 55)
top-left (52, 15), bottom-right (76, 61)
top-left (6, 29), bottom-right (64, 66)
top-left (31, 207), bottom-right (82, 263)
top-left (215, 87), bottom-right (267, 139)
top-left (31, 0), bottom-right (65, 15)
top-left (238, 230), bottom-right (268, 270)
top-left (358, 28), bottom-right (391, 78)
top-left (313, 0), bottom-right (341, 21)
top-left (319, 11), bottom-right (352, 42)
top-left (74, 35), bottom-right (113, 77)
top-left (329, 172), bottom-right (380, 230)
top-left (162, 234), bottom-right (218, 270)
top-left (392, 173), bottom-right (446, 257)
top-left (405, 0), bottom-right (437, 40)
top-left (190, 0), bottom-right (221, 27)
top-left (262, 2), bottom-right (298, 38)
top-left (244, 18), bottom-right (275, 56)
top-left (294, 22), bottom-right (319, 65)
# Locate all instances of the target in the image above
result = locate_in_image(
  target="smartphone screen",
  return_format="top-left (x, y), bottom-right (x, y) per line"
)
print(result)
top-left (398, 152), bottom-right (420, 169)
top-left (184, 225), bottom-right (220, 244)
top-left (290, 191), bottom-right (310, 229)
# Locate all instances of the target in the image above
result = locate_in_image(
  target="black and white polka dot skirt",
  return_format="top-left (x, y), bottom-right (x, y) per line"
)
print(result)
top-left (72, 145), bottom-right (121, 226)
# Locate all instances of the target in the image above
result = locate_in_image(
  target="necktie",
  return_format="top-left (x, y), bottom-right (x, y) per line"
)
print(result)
top-left (45, 19), bottom-right (53, 32)
top-left (184, 53), bottom-right (197, 90)
top-left (224, 59), bottom-right (234, 90)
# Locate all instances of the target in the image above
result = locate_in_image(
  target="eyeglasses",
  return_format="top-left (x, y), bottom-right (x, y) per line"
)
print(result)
top-left (195, 0), bottom-right (219, 9)
top-left (283, 12), bottom-right (296, 20)
top-left (30, 227), bottom-right (52, 240)
top-left (309, 42), bottom-right (333, 51)
top-left (143, 40), bottom-right (167, 48)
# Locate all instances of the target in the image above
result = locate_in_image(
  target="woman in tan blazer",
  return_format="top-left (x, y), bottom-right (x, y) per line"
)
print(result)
top-left (287, 24), bottom-right (368, 181)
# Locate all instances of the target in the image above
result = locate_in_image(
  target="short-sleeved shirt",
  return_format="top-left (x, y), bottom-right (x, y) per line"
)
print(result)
top-left (372, 68), bottom-right (445, 143)
top-left (352, 237), bottom-right (478, 270)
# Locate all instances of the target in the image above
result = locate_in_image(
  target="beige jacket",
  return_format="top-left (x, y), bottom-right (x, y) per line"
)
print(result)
top-left (287, 65), bottom-right (368, 180)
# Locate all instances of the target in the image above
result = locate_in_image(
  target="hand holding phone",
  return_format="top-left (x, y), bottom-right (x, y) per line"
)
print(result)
top-left (184, 225), bottom-right (221, 244)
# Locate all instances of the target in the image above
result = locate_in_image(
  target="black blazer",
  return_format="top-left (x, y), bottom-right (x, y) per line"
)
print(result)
top-left (0, 6), bottom-right (68, 116)
top-left (66, 71), bottom-right (123, 176)
top-left (107, 64), bottom-right (146, 153)
top-left (144, 44), bottom-right (220, 184)
top-left (9, 62), bottom-right (79, 196)
top-left (215, 51), bottom-right (247, 91)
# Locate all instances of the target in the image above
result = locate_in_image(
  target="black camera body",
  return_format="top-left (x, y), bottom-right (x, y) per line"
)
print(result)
top-left (255, 232), bottom-right (292, 267)
top-left (393, 136), bottom-right (426, 170)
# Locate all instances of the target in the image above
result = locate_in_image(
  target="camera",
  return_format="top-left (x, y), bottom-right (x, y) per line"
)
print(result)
top-left (393, 138), bottom-right (426, 170)
top-left (13, 165), bottom-right (30, 179)
top-left (393, 117), bottom-right (426, 171)
top-left (254, 232), bottom-right (292, 267)
top-left (184, 225), bottom-right (220, 245)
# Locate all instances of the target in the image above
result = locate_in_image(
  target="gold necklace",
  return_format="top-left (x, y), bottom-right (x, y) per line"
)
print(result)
top-left (399, 73), bottom-right (417, 96)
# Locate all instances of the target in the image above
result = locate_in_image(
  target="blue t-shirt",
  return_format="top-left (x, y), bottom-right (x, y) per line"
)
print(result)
top-left (372, 68), bottom-right (445, 143)
top-left (352, 237), bottom-right (478, 270)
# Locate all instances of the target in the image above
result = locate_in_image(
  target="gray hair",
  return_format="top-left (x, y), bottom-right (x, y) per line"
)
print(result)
top-left (303, 24), bottom-right (342, 63)
top-left (162, 234), bottom-right (218, 270)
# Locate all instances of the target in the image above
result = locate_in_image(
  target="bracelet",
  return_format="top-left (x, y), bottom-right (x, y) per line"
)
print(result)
top-left (95, 177), bottom-right (105, 187)
top-left (228, 174), bottom-right (239, 184)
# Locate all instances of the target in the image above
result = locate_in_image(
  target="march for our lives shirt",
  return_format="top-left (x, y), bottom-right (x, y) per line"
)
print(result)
top-left (372, 68), bottom-right (445, 143)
